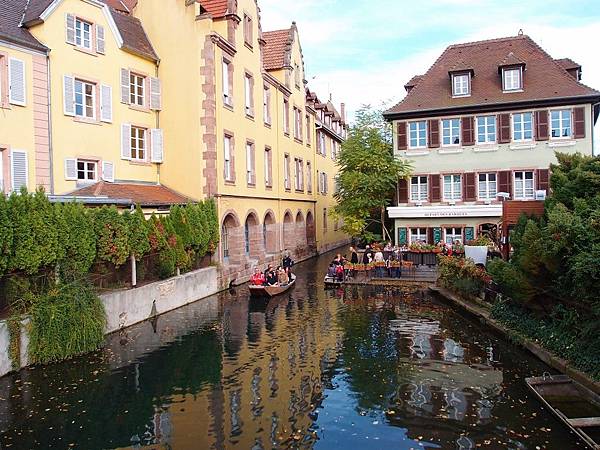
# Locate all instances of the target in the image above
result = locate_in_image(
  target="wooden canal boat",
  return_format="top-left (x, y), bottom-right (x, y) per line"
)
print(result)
top-left (249, 274), bottom-right (296, 298)
top-left (324, 275), bottom-right (344, 289)
top-left (526, 374), bottom-right (600, 449)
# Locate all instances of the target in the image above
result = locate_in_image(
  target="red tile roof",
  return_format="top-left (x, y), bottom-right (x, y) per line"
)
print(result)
top-left (66, 182), bottom-right (192, 206)
top-left (110, 9), bottom-right (158, 61)
top-left (555, 58), bottom-right (581, 71)
top-left (385, 35), bottom-right (600, 118)
top-left (198, 0), bottom-right (230, 18)
top-left (1, 0), bottom-right (48, 50)
top-left (263, 28), bottom-right (292, 70)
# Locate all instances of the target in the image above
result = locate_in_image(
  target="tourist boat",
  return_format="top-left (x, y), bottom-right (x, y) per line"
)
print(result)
top-left (526, 374), bottom-right (600, 449)
top-left (249, 274), bottom-right (296, 298)
top-left (324, 275), bottom-right (343, 288)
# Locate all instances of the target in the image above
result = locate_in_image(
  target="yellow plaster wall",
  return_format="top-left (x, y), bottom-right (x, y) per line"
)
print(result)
top-left (28, 0), bottom-right (158, 195)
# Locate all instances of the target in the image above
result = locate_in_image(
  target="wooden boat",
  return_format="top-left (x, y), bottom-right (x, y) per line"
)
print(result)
top-left (324, 275), bottom-right (343, 288)
top-left (526, 374), bottom-right (600, 449)
top-left (249, 274), bottom-right (296, 298)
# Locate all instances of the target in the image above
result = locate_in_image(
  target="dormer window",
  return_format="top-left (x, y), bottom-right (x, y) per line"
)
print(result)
top-left (452, 73), bottom-right (470, 97)
top-left (503, 67), bottom-right (522, 91)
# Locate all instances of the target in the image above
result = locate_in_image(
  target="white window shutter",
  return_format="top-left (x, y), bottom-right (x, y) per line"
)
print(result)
top-left (151, 129), bottom-right (164, 163)
top-left (102, 161), bottom-right (114, 182)
top-left (66, 13), bottom-right (76, 45)
top-left (100, 84), bottom-right (112, 122)
top-left (10, 150), bottom-right (28, 192)
top-left (64, 158), bottom-right (77, 180)
top-left (96, 25), bottom-right (105, 54)
top-left (120, 68), bottom-right (130, 104)
top-left (121, 123), bottom-right (131, 160)
top-left (150, 77), bottom-right (161, 110)
top-left (63, 75), bottom-right (75, 116)
top-left (8, 58), bottom-right (26, 106)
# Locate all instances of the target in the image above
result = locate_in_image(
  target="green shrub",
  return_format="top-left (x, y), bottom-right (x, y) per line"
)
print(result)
top-left (0, 195), bottom-right (13, 274)
top-left (438, 255), bottom-right (490, 297)
top-left (94, 206), bottom-right (130, 267)
top-left (57, 202), bottom-right (96, 279)
top-left (487, 258), bottom-right (533, 304)
top-left (124, 206), bottom-right (150, 261)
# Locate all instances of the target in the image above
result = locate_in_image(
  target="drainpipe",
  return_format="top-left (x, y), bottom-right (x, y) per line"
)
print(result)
top-left (46, 51), bottom-right (54, 194)
top-left (155, 60), bottom-right (161, 185)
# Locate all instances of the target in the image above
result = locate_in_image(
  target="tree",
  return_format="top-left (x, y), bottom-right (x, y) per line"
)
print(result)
top-left (333, 105), bottom-right (412, 242)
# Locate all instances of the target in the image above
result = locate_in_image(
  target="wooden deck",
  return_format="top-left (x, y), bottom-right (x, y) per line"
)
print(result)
top-left (343, 266), bottom-right (439, 285)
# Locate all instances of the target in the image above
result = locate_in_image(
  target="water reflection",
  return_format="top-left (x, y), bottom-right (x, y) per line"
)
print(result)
top-left (0, 254), bottom-right (587, 449)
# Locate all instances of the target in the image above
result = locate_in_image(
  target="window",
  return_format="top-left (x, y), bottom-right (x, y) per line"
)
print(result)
top-left (477, 116), bottom-right (496, 144)
top-left (550, 109), bottom-right (571, 139)
top-left (129, 73), bottom-right (144, 107)
top-left (224, 135), bottom-right (233, 182)
top-left (283, 99), bottom-right (290, 134)
top-left (284, 154), bottom-right (290, 189)
top-left (243, 14), bottom-right (253, 47)
top-left (75, 18), bottom-right (92, 50)
top-left (443, 174), bottom-right (461, 200)
top-left (244, 221), bottom-right (250, 255)
top-left (306, 114), bottom-right (311, 144)
top-left (410, 228), bottom-right (428, 244)
top-left (74, 80), bottom-right (95, 119)
top-left (294, 62), bottom-right (301, 88)
top-left (409, 121), bottom-right (427, 148)
top-left (244, 74), bottom-right (253, 116)
top-left (411, 176), bottom-right (428, 202)
top-left (478, 173), bottom-right (497, 200)
top-left (503, 67), bottom-right (522, 91)
top-left (514, 171), bottom-right (535, 199)
top-left (263, 86), bottom-right (271, 124)
top-left (294, 107), bottom-right (302, 139)
top-left (306, 161), bottom-right (312, 193)
top-left (452, 73), bottom-right (470, 96)
top-left (442, 119), bottom-right (460, 146)
top-left (319, 131), bottom-right (326, 156)
top-left (445, 227), bottom-right (462, 245)
top-left (331, 141), bottom-right (337, 160)
top-left (246, 142), bottom-right (254, 185)
top-left (294, 158), bottom-right (303, 191)
top-left (222, 224), bottom-right (229, 259)
top-left (323, 208), bottom-right (327, 231)
top-left (512, 112), bottom-right (533, 141)
top-left (130, 126), bottom-right (146, 160)
top-left (77, 160), bottom-right (96, 182)
top-left (264, 147), bottom-right (272, 187)
top-left (222, 60), bottom-right (232, 106)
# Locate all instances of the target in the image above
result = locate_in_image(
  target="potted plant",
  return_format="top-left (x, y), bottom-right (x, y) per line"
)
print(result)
top-left (464, 236), bottom-right (490, 265)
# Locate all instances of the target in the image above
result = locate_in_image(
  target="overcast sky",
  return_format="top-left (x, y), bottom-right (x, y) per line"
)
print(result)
top-left (259, 0), bottom-right (599, 151)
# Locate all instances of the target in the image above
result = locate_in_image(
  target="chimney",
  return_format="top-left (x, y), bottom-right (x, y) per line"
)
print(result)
top-left (340, 103), bottom-right (346, 122)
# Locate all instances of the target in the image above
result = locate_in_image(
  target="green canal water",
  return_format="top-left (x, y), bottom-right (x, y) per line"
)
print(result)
top-left (0, 252), bottom-right (586, 449)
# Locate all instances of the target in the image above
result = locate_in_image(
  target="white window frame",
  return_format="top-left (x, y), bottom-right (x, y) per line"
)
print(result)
top-left (75, 18), bottom-right (92, 50)
top-left (503, 67), bottom-right (522, 91)
top-left (284, 154), bottom-right (290, 189)
top-left (478, 172), bottom-right (497, 200)
top-left (476, 115), bottom-right (496, 144)
top-left (224, 136), bottom-right (232, 182)
top-left (409, 121), bottom-right (427, 148)
top-left (283, 99), bottom-right (290, 134)
top-left (76, 160), bottom-right (97, 182)
top-left (130, 126), bottom-right (146, 161)
top-left (441, 118), bottom-right (461, 146)
top-left (514, 170), bottom-right (535, 200)
top-left (410, 228), bottom-right (428, 244)
top-left (263, 86), bottom-right (270, 124)
top-left (410, 176), bottom-right (428, 202)
top-left (244, 74), bottom-right (253, 116)
top-left (222, 59), bottom-right (231, 106)
top-left (445, 227), bottom-right (463, 245)
top-left (264, 147), bottom-right (271, 186)
top-left (129, 73), bottom-right (145, 107)
top-left (74, 79), bottom-right (96, 119)
top-left (512, 112), bottom-right (533, 142)
top-left (246, 142), bottom-right (254, 185)
top-left (550, 109), bottom-right (572, 140)
top-left (452, 73), bottom-right (470, 97)
top-left (443, 174), bottom-right (462, 201)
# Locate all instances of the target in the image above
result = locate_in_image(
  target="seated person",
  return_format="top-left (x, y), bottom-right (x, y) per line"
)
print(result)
top-left (250, 268), bottom-right (265, 286)
top-left (265, 268), bottom-right (278, 286)
top-left (335, 264), bottom-right (344, 281)
top-left (264, 264), bottom-right (274, 279)
top-left (277, 267), bottom-right (288, 285)
top-left (327, 263), bottom-right (337, 278)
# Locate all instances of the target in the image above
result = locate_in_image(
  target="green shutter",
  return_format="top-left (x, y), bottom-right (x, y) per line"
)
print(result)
top-left (464, 227), bottom-right (475, 242)
top-left (398, 227), bottom-right (408, 245)
top-left (433, 227), bottom-right (442, 244)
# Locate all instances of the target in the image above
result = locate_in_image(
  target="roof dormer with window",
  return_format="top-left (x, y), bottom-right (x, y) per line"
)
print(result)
top-left (448, 62), bottom-right (474, 98)
top-left (499, 52), bottom-right (526, 93)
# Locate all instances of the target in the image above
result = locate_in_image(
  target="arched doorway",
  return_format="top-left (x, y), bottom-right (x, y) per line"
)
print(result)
top-left (306, 210), bottom-right (316, 249)
top-left (263, 211), bottom-right (277, 255)
top-left (282, 210), bottom-right (295, 253)
top-left (221, 212), bottom-right (241, 265)
top-left (295, 211), bottom-right (306, 248)
top-left (244, 211), bottom-right (261, 260)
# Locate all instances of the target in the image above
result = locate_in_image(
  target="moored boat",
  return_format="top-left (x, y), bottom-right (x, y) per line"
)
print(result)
top-left (526, 374), bottom-right (600, 449)
top-left (324, 275), bottom-right (343, 288)
top-left (249, 274), bottom-right (296, 298)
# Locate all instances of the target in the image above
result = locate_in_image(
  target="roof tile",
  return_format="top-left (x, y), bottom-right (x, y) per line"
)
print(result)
top-left (263, 28), bottom-right (292, 70)
top-left (67, 182), bottom-right (192, 206)
top-left (0, 0), bottom-right (47, 51)
top-left (198, 0), bottom-right (230, 18)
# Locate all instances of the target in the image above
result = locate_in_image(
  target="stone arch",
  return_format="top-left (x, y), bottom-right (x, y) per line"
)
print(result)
top-left (263, 210), bottom-right (277, 255)
top-left (282, 210), bottom-right (295, 252)
top-left (295, 210), bottom-right (307, 247)
top-left (221, 211), bottom-right (242, 265)
top-left (306, 210), bottom-right (316, 248)
top-left (243, 210), bottom-right (261, 260)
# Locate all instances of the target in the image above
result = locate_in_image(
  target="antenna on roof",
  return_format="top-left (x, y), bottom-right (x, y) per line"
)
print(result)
top-left (518, 28), bottom-right (523, 36)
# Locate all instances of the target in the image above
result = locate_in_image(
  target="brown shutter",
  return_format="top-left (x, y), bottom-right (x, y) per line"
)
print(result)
top-left (398, 178), bottom-right (409, 203)
top-left (498, 114), bottom-right (511, 143)
top-left (428, 119), bottom-right (440, 148)
top-left (573, 107), bottom-right (585, 138)
top-left (537, 168), bottom-right (550, 192)
top-left (429, 174), bottom-right (441, 202)
top-left (464, 172), bottom-right (477, 201)
top-left (535, 110), bottom-right (549, 141)
top-left (397, 122), bottom-right (407, 150)
top-left (427, 228), bottom-right (434, 245)
top-left (498, 171), bottom-right (512, 196)
top-left (461, 116), bottom-right (475, 146)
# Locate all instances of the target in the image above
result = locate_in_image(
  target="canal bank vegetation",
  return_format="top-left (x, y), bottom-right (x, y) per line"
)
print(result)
top-left (2, 189), bottom-right (220, 367)
top-left (333, 105), bottom-right (412, 243)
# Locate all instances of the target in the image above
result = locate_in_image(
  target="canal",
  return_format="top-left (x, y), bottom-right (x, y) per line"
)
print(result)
top-left (0, 252), bottom-right (584, 449)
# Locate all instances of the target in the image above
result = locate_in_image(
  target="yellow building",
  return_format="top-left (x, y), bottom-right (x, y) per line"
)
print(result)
top-left (0, 1), bottom-right (51, 193)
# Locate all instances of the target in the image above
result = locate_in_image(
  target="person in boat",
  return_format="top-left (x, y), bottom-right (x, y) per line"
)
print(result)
top-left (264, 264), bottom-right (274, 279)
top-left (326, 263), bottom-right (337, 280)
top-left (277, 266), bottom-right (288, 286)
top-left (250, 268), bottom-right (265, 286)
top-left (349, 247), bottom-right (359, 264)
top-left (362, 246), bottom-right (371, 264)
top-left (265, 267), bottom-right (278, 286)
top-left (335, 263), bottom-right (344, 282)
top-left (374, 248), bottom-right (385, 277)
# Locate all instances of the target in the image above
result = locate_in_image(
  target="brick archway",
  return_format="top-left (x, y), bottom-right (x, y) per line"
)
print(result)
top-left (244, 211), bottom-right (262, 261)
top-left (295, 211), bottom-right (307, 248)
top-left (282, 210), bottom-right (295, 253)
top-left (306, 210), bottom-right (316, 248)
top-left (221, 211), bottom-right (242, 266)
top-left (263, 210), bottom-right (278, 255)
